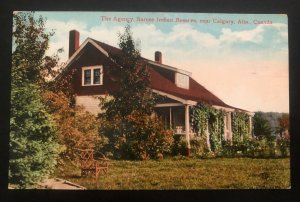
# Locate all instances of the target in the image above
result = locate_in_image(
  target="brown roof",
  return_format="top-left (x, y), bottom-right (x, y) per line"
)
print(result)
top-left (90, 39), bottom-right (242, 110)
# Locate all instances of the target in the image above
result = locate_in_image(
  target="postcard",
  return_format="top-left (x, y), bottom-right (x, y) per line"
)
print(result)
top-left (10, 11), bottom-right (289, 189)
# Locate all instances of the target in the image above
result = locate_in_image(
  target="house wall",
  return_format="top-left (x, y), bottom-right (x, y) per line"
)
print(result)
top-left (76, 95), bottom-right (103, 115)
top-left (70, 43), bottom-right (119, 96)
top-left (75, 94), bottom-right (114, 115)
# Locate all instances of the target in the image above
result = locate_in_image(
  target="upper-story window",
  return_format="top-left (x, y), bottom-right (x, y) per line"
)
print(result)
top-left (175, 72), bottom-right (189, 89)
top-left (82, 66), bottom-right (103, 86)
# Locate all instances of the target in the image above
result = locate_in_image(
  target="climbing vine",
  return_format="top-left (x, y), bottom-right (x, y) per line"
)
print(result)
top-left (208, 108), bottom-right (225, 152)
top-left (191, 103), bottom-right (224, 152)
top-left (231, 112), bottom-right (251, 142)
top-left (191, 103), bottom-right (209, 136)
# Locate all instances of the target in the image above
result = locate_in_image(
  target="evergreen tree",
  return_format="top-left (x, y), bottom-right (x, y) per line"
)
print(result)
top-left (253, 112), bottom-right (272, 140)
top-left (102, 25), bottom-right (156, 119)
top-left (100, 25), bottom-right (173, 160)
top-left (10, 11), bottom-right (59, 188)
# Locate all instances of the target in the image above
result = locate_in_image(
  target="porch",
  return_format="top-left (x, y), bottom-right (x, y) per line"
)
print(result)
top-left (153, 89), bottom-right (254, 156)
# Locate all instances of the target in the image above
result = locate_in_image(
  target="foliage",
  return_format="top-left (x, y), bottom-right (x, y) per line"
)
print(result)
top-left (12, 12), bottom-right (60, 89)
top-left (231, 112), bottom-right (251, 142)
top-left (253, 112), bottom-right (273, 140)
top-left (172, 135), bottom-right (211, 158)
top-left (9, 11), bottom-right (60, 188)
top-left (100, 111), bottom-right (173, 160)
top-left (191, 103), bottom-right (224, 152)
top-left (276, 113), bottom-right (289, 138)
top-left (220, 137), bottom-right (290, 158)
top-left (10, 84), bottom-right (59, 188)
top-left (42, 91), bottom-right (107, 160)
top-left (208, 108), bottom-right (225, 152)
top-left (101, 25), bottom-right (156, 118)
top-left (276, 137), bottom-right (290, 157)
top-left (100, 25), bottom-right (172, 160)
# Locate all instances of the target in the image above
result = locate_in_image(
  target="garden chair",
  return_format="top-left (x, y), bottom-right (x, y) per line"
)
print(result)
top-left (79, 149), bottom-right (109, 178)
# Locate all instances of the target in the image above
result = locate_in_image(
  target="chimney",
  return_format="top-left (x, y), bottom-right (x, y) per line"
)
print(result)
top-left (69, 30), bottom-right (80, 58)
top-left (155, 51), bottom-right (162, 64)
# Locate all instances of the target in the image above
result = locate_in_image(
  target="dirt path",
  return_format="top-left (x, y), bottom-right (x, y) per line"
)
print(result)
top-left (37, 178), bottom-right (86, 190)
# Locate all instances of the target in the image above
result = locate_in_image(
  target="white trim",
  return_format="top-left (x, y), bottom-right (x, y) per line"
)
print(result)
top-left (212, 105), bottom-right (254, 116)
top-left (81, 65), bottom-right (103, 86)
top-left (88, 38), bottom-right (109, 57)
top-left (152, 89), bottom-right (197, 106)
top-left (155, 103), bottom-right (184, 107)
top-left (147, 61), bottom-right (192, 76)
top-left (212, 105), bottom-right (235, 112)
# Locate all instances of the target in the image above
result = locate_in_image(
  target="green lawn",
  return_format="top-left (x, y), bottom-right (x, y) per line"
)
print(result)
top-left (55, 157), bottom-right (290, 189)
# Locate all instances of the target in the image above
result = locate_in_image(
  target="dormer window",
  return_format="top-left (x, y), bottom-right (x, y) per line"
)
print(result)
top-left (175, 72), bottom-right (189, 89)
top-left (82, 66), bottom-right (103, 86)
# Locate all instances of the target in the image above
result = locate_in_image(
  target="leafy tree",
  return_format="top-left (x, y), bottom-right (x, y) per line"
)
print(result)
top-left (9, 12), bottom-right (59, 188)
top-left (12, 12), bottom-right (60, 88)
top-left (253, 112), bottom-right (273, 140)
top-left (100, 25), bottom-right (173, 160)
top-left (276, 113), bottom-right (289, 138)
top-left (42, 91), bottom-right (107, 160)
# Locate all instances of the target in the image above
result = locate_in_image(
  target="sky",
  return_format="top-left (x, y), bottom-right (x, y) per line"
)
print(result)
top-left (34, 11), bottom-right (289, 113)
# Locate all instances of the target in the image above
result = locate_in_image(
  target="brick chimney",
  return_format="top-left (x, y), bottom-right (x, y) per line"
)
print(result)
top-left (69, 30), bottom-right (80, 58)
top-left (155, 51), bottom-right (162, 64)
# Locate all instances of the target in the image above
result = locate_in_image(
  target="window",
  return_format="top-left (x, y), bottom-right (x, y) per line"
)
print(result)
top-left (82, 66), bottom-right (103, 86)
top-left (175, 73), bottom-right (189, 89)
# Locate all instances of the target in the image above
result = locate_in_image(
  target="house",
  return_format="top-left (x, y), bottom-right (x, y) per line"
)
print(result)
top-left (56, 30), bottom-right (254, 154)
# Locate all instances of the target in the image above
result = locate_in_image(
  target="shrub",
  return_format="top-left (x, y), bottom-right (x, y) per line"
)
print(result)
top-left (276, 137), bottom-right (290, 157)
top-left (42, 91), bottom-right (107, 160)
top-left (220, 137), bottom-right (290, 158)
top-left (100, 111), bottom-right (173, 160)
top-left (172, 135), bottom-right (210, 158)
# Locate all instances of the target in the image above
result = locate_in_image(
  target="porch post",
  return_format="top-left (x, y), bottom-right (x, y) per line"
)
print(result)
top-left (169, 107), bottom-right (172, 129)
top-left (228, 112), bottom-right (233, 143)
top-left (185, 104), bottom-right (191, 158)
top-left (206, 120), bottom-right (211, 151)
top-left (249, 115), bottom-right (252, 138)
top-left (223, 113), bottom-right (227, 141)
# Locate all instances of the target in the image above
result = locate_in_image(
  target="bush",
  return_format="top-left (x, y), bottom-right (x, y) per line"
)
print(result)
top-left (171, 135), bottom-right (187, 156)
top-left (276, 137), bottom-right (290, 157)
top-left (172, 135), bottom-right (211, 158)
top-left (100, 111), bottom-right (173, 160)
top-left (220, 137), bottom-right (290, 158)
top-left (42, 91), bottom-right (107, 160)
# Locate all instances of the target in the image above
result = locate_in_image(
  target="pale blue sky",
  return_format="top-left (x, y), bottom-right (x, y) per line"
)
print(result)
top-left (33, 11), bottom-right (289, 112)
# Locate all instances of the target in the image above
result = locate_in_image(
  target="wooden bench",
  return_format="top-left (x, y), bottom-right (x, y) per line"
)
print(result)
top-left (79, 149), bottom-right (109, 178)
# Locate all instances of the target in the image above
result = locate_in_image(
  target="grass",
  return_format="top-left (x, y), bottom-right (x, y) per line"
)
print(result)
top-left (54, 157), bottom-right (290, 189)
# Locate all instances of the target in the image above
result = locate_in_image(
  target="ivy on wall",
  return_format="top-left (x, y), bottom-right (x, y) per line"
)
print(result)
top-left (231, 112), bottom-right (251, 142)
top-left (191, 103), bottom-right (251, 153)
top-left (191, 103), bottom-right (224, 152)
top-left (208, 109), bottom-right (225, 152)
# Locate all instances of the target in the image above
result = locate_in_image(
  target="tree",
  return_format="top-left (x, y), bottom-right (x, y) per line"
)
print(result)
top-left (42, 91), bottom-right (107, 160)
top-left (10, 12), bottom-right (59, 188)
top-left (253, 112), bottom-right (272, 140)
top-left (102, 25), bottom-right (156, 118)
top-left (276, 113), bottom-right (289, 138)
top-left (100, 25), bottom-right (173, 160)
